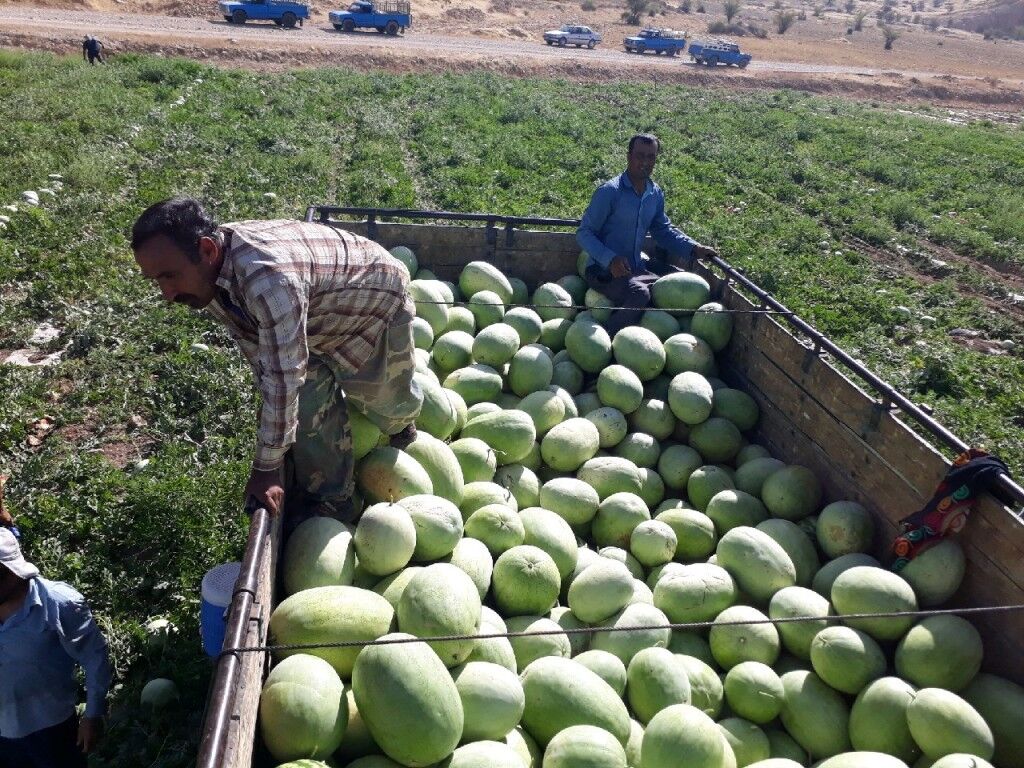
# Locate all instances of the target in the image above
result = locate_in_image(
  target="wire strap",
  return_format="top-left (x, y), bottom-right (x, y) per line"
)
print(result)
top-left (219, 602), bottom-right (1024, 658)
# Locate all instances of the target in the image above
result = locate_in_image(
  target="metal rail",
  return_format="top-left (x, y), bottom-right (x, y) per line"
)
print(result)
top-left (307, 205), bottom-right (1024, 513)
top-left (195, 507), bottom-right (272, 768)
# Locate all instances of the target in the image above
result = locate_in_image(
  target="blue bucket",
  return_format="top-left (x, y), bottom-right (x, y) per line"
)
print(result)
top-left (200, 561), bottom-right (241, 657)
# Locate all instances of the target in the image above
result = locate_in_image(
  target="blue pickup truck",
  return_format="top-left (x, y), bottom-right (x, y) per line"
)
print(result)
top-left (623, 28), bottom-right (687, 55)
top-left (330, 0), bottom-right (411, 34)
top-left (220, 0), bottom-right (309, 26)
top-left (688, 39), bottom-right (752, 67)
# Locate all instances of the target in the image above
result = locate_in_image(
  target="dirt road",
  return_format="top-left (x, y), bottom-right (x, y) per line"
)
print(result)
top-left (2, 5), bottom-right (1023, 107)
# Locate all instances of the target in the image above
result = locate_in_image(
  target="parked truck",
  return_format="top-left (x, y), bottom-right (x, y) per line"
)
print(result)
top-left (329, 0), bottom-right (411, 34)
top-left (688, 39), bottom-right (752, 67)
top-left (622, 27), bottom-right (688, 55)
top-left (194, 207), bottom-right (1024, 768)
top-left (219, 0), bottom-right (309, 27)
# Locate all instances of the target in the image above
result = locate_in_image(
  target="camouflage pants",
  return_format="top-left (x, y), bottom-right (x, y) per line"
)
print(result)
top-left (288, 309), bottom-right (422, 517)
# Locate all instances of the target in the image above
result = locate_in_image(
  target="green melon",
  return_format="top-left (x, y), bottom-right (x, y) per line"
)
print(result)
top-left (533, 282), bottom-right (577, 321)
top-left (651, 273), bottom-right (712, 315)
top-left (411, 316), bottom-right (434, 350)
top-left (906, 688), bottom-right (994, 761)
top-left (710, 605), bottom-right (781, 670)
top-left (445, 306), bottom-right (477, 335)
top-left (779, 670), bottom-right (851, 759)
top-left (444, 364), bottom-right (504, 405)
top-left (585, 288), bottom-right (615, 323)
top-left (668, 630), bottom-right (715, 666)
top-left (578, 457), bottom-right (643, 499)
top-left (557, 274), bottom-right (587, 304)
top-left (656, 506), bottom-right (717, 560)
top-left (542, 417), bottom-right (602, 471)
top-left (460, 481), bottom-right (517, 516)
top-left (443, 537), bottom-right (494, 601)
top-left (598, 365), bottom-right (645, 415)
top-left (895, 615), bottom-right (983, 692)
top-left (568, 557), bottom-right (636, 623)
top-left (493, 545), bottom-right (561, 616)
top-left (574, 649), bottom-right (628, 697)
top-left (504, 306), bottom-right (544, 346)
top-left (637, 468), bottom-right (667, 509)
top-left (899, 539), bottom-right (967, 608)
top-left (587, 407), bottom-right (630, 448)
top-left (760, 466), bottom-right (823, 521)
top-left (460, 261), bottom-right (513, 304)
top-left (962, 673), bottom-right (1024, 768)
top-left (830, 566), bottom-right (918, 641)
top-left (518, 390), bottom-right (568, 436)
top-left (590, 602), bottom-right (672, 667)
top-left (653, 563), bottom-right (736, 623)
top-left (520, 656), bottom-right (631, 748)
top-left (667, 371), bottom-right (715, 424)
top-left (405, 433), bottom-right (465, 505)
top-left (282, 517), bottom-right (355, 595)
top-left (629, 398), bottom-right (678, 441)
top-left (259, 654), bottom-right (348, 762)
top-left (352, 631), bottom-right (463, 766)
top-left (449, 437), bottom-right (498, 484)
top-left (269, 586), bottom-right (395, 679)
top-left (539, 477), bottom-right (601, 526)
top-left (357, 447), bottom-right (433, 504)
top-left (630, 520), bottom-right (677, 567)
top-left (735, 444), bottom-right (772, 466)
top-left (397, 563), bottom-right (482, 667)
top-left (520, 506), bottom-right (579, 580)
top-left (705, 490), bottom-right (769, 536)
top-left (398, 494), bottom-right (463, 561)
top-left (593, 491), bottom-right (651, 549)
top-left (719, 717), bottom-right (770, 766)
top-left (415, 371), bottom-right (458, 439)
top-left (374, 566), bottom-right (423, 609)
top-left (465, 503), bottom-right (526, 555)
top-left (764, 729), bottom-right (809, 765)
top-left (640, 703), bottom-right (730, 768)
top-left (452, 661), bottom-right (525, 742)
top-left (507, 615), bottom-right (572, 669)
top-left (350, 408), bottom-right (385, 462)
top-left (641, 309), bottom-right (680, 341)
top-left (675, 656), bottom-right (724, 719)
top-left (462, 409), bottom-right (537, 465)
top-left (552, 359), bottom-right (585, 395)
top-left (711, 388), bottom-right (758, 432)
top-left (809, 625), bottom-right (887, 695)
top-left (353, 503), bottom-right (417, 577)
top-left (615, 433), bottom-right (661, 469)
top-left (716, 526), bottom-right (797, 604)
top-left (543, 724), bottom-right (628, 768)
top-left (657, 445), bottom-right (704, 492)
top-left (440, 741), bottom-right (525, 768)
top-left (468, 290), bottom-right (506, 329)
top-left (687, 465), bottom-right (736, 512)
top-left (815, 501), bottom-right (875, 559)
top-left (664, 333), bottom-right (716, 377)
top-left (473, 323), bottom-right (522, 368)
top-left (690, 302), bottom-right (733, 352)
top-left (566, 318), bottom-right (613, 373)
top-left (811, 553), bottom-right (880, 598)
top-left (849, 677), bottom-right (920, 763)
top-left (510, 276), bottom-right (531, 305)
top-left (613, 326), bottom-right (667, 381)
top-left (768, 586), bottom-right (832, 660)
top-left (734, 458), bottom-right (786, 498)
top-left (724, 662), bottom-right (784, 725)
top-left (815, 754), bottom-right (910, 768)
top-left (626, 647), bottom-right (692, 725)
top-left (755, 519), bottom-right (820, 588)
top-left (541, 318), bottom-right (574, 352)
top-left (408, 279), bottom-right (451, 336)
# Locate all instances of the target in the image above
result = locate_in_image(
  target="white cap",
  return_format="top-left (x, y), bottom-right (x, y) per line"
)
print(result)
top-left (0, 528), bottom-right (39, 580)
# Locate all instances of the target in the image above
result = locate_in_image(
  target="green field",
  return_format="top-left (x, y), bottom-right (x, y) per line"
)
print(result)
top-left (1, 50), bottom-right (1022, 766)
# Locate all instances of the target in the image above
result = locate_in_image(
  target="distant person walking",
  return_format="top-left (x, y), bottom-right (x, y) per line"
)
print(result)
top-left (82, 36), bottom-right (105, 65)
top-left (577, 133), bottom-right (717, 335)
top-left (0, 528), bottom-right (112, 768)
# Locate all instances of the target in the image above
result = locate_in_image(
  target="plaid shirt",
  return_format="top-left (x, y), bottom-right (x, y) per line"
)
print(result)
top-left (206, 220), bottom-right (412, 471)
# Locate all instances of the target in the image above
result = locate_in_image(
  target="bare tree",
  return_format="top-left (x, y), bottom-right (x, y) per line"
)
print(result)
top-left (724, 0), bottom-right (742, 22)
top-left (881, 22), bottom-right (901, 47)
top-left (774, 8), bottom-right (798, 31)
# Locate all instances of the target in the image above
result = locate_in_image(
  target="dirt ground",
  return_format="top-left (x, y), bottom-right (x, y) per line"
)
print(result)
top-left (2, 0), bottom-right (1024, 107)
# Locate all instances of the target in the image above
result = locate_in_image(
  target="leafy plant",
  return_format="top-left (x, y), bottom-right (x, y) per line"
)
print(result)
top-left (881, 22), bottom-right (901, 47)
top-left (775, 8), bottom-right (799, 30)
top-left (724, 0), bottom-right (743, 21)
top-left (622, 0), bottom-right (650, 24)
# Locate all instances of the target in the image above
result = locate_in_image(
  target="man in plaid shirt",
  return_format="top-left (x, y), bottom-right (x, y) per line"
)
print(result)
top-left (131, 197), bottom-right (423, 520)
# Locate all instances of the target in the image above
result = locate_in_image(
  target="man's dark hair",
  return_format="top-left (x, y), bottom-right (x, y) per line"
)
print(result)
top-left (131, 197), bottom-right (219, 263)
top-left (628, 133), bottom-right (661, 154)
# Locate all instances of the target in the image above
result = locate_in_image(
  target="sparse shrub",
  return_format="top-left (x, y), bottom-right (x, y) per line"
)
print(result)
top-left (772, 0), bottom-right (782, 7)
top-left (708, 19), bottom-right (729, 31)
top-left (696, 3), bottom-right (706, 12)
top-left (854, 9), bottom-right (867, 29)
top-left (844, 0), bottom-right (855, 11)
top-left (881, 22), bottom-right (901, 48)
top-left (797, 9), bottom-right (806, 19)
top-left (680, 0), bottom-right (692, 11)
top-left (774, 9), bottom-right (798, 32)
top-left (622, 0), bottom-right (650, 23)
top-left (813, 5), bottom-right (824, 16)
top-left (581, 0), bottom-right (596, 10)
top-left (913, 13), bottom-right (920, 23)
top-left (724, 0), bottom-right (742, 21)
top-left (926, 17), bottom-right (939, 30)
top-left (748, 23), bottom-right (769, 36)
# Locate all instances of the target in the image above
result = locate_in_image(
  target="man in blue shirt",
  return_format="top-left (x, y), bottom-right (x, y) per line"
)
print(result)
top-left (0, 528), bottom-right (111, 768)
top-left (577, 134), bottom-right (717, 335)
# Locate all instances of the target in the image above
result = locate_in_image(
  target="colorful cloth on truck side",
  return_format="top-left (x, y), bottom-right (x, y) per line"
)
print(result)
top-left (891, 448), bottom-right (1008, 572)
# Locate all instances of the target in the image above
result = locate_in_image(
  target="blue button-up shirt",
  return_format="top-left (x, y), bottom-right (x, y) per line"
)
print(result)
top-left (576, 172), bottom-right (697, 273)
top-left (0, 577), bottom-right (112, 738)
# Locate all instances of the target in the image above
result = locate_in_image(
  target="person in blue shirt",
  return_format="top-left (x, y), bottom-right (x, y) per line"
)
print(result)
top-left (0, 528), bottom-right (111, 768)
top-left (577, 133), bottom-right (718, 335)
top-left (82, 36), bottom-right (105, 65)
